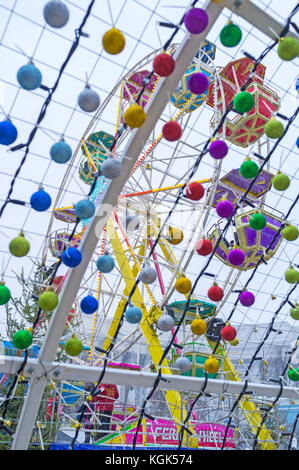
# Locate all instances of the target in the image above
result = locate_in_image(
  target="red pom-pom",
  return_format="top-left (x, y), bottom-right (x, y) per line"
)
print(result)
top-left (153, 53), bottom-right (175, 77)
top-left (208, 284), bottom-right (224, 302)
top-left (221, 325), bottom-right (237, 341)
top-left (195, 238), bottom-right (213, 256)
top-left (162, 120), bottom-right (182, 142)
top-left (185, 182), bottom-right (204, 201)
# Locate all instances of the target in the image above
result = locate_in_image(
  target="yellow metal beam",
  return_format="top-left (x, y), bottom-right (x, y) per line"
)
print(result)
top-left (102, 218), bottom-right (197, 446)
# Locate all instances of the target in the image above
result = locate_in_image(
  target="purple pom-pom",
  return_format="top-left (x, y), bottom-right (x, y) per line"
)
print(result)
top-left (184, 8), bottom-right (209, 34)
top-left (188, 72), bottom-right (210, 95)
top-left (208, 140), bottom-right (228, 159)
top-left (239, 291), bottom-right (255, 307)
top-left (228, 248), bottom-right (245, 266)
top-left (216, 200), bottom-right (234, 218)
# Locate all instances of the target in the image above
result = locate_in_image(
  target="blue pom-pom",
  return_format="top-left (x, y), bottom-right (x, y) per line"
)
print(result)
top-left (296, 136), bottom-right (299, 149)
top-left (125, 305), bottom-right (142, 324)
top-left (30, 189), bottom-right (51, 212)
top-left (61, 247), bottom-right (82, 267)
top-left (17, 63), bottom-right (42, 91)
top-left (96, 254), bottom-right (115, 273)
top-left (74, 199), bottom-right (95, 219)
top-left (0, 120), bottom-right (18, 146)
top-left (80, 295), bottom-right (99, 314)
top-left (296, 77), bottom-right (299, 91)
top-left (50, 140), bottom-right (72, 163)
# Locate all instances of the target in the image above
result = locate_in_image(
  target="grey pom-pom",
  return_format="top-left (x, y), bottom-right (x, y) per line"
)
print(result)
top-left (157, 314), bottom-right (174, 332)
top-left (175, 356), bottom-right (191, 373)
top-left (100, 158), bottom-right (122, 179)
top-left (43, 1), bottom-right (70, 28)
top-left (139, 264), bottom-right (157, 284)
top-left (78, 86), bottom-right (100, 113)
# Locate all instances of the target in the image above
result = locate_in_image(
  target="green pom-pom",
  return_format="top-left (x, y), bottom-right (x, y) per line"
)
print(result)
top-left (282, 225), bottom-right (298, 241)
top-left (288, 368), bottom-right (299, 382)
top-left (220, 22), bottom-right (242, 47)
top-left (285, 267), bottom-right (299, 284)
top-left (290, 305), bottom-right (299, 320)
top-left (272, 172), bottom-right (290, 191)
top-left (64, 335), bottom-right (83, 356)
top-left (0, 284), bottom-right (11, 305)
top-left (239, 160), bottom-right (259, 179)
top-left (233, 91), bottom-right (255, 114)
top-left (249, 213), bottom-right (267, 231)
top-left (265, 118), bottom-right (284, 139)
top-left (12, 329), bottom-right (33, 350)
top-left (278, 37), bottom-right (299, 61)
top-left (38, 290), bottom-right (59, 311)
top-left (9, 233), bottom-right (30, 257)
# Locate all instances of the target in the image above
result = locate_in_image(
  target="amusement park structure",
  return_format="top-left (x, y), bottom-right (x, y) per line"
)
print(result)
top-left (0, 0), bottom-right (298, 451)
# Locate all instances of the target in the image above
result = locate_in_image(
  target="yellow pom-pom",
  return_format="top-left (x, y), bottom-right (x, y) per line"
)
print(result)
top-left (229, 338), bottom-right (239, 346)
top-left (190, 318), bottom-right (206, 336)
top-left (86, 395), bottom-right (92, 402)
top-left (102, 27), bottom-right (125, 55)
top-left (174, 275), bottom-right (192, 294)
top-left (4, 420), bottom-right (11, 427)
top-left (74, 422), bottom-right (82, 429)
top-left (204, 355), bottom-right (219, 374)
top-left (124, 103), bottom-right (146, 128)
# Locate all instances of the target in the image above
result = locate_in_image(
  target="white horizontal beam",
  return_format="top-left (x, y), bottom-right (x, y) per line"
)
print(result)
top-left (1, 356), bottom-right (298, 399)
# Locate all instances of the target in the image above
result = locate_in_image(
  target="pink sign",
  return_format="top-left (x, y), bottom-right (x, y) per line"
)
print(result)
top-left (124, 418), bottom-right (235, 449)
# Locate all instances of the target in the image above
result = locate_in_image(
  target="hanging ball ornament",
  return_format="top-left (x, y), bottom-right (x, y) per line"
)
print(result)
top-left (221, 324), bottom-right (237, 341)
top-left (290, 304), bottom-right (299, 320)
top-left (162, 120), bottom-right (182, 142)
top-left (102, 27), bottom-right (125, 55)
top-left (61, 247), bottom-right (82, 268)
top-left (96, 253), bottom-right (115, 273)
top-left (230, 338), bottom-right (239, 346)
top-left (249, 212), bottom-right (267, 231)
top-left (296, 135), bottom-right (299, 149)
top-left (30, 188), bottom-right (51, 212)
top-left (228, 248), bottom-right (245, 266)
top-left (64, 334), bottom-right (83, 357)
top-left (288, 367), bottom-right (299, 382)
top-left (0, 120), bottom-right (18, 146)
top-left (139, 264), bottom-right (157, 285)
top-left (239, 290), bottom-right (255, 307)
top-left (0, 283), bottom-right (11, 305)
top-left (208, 283), bottom-right (224, 302)
top-left (175, 356), bottom-right (191, 374)
top-left (277, 37), bottom-right (299, 61)
top-left (50, 139), bottom-right (72, 164)
top-left (153, 53), bottom-right (175, 77)
top-left (74, 199), bottom-right (95, 219)
top-left (12, 329), bottom-right (33, 350)
top-left (124, 103), bottom-right (146, 128)
top-left (184, 8), bottom-right (209, 34)
top-left (204, 355), bottom-right (219, 374)
top-left (220, 21), bottom-right (242, 47)
top-left (195, 238), bottom-right (213, 256)
top-left (43, 0), bottom-right (70, 28)
top-left (123, 212), bottom-right (139, 232)
top-left (208, 139), bottom-right (228, 159)
top-left (265, 118), bottom-right (284, 139)
top-left (185, 181), bottom-right (204, 201)
top-left (168, 226), bottom-right (184, 245)
top-left (157, 313), bottom-right (174, 332)
top-left (175, 275), bottom-right (191, 294)
top-left (38, 288), bottom-right (59, 311)
top-left (80, 295), bottom-right (98, 314)
top-left (78, 85), bottom-right (100, 113)
top-left (233, 91), bottom-right (255, 114)
top-left (9, 232), bottom-right (30, 257)
top-left (125, 305), bottom-right (142, 324)
top-left (17, 62), bottom-right (42, 91)
top-left (272, 171), bottom-right (290, 191)
top-left (191, 318), bottom-right (207, 336)
top-left (239, 159), bottom-right (259, 179)
top-left (285, 267), bottom-right (299, 284)
top-left (282, 224), bottom-right (299, 241)
top-left (100, 158), bottom-right (122, 179)
top-left (188, 72), bottom-right (210, 95)
top-left (216, 200), bottom-right (234, 218)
